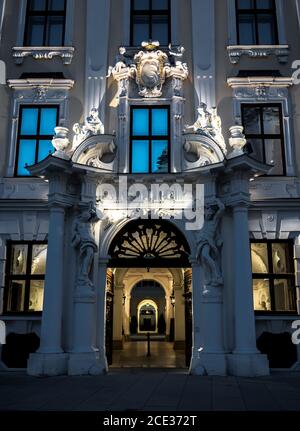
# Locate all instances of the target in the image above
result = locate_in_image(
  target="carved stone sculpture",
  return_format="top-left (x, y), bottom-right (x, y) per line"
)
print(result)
top-left (185, 104), bottom-right (226, 153)
top-left (72, 203), bottom-right (102, 293)
top-left (71, 108), bottom-right (105, 150)
top-left (108, 41), bottom-right (188, 99)
top-left (196, 198), bottom-right (225, 288)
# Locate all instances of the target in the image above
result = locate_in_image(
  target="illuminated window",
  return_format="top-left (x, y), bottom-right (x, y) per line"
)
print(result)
top-left (131, 0), bottom-right (170, 46)
top-left (242, 104), bottom-right (285, 175)
top-left (130, 106), bottom-right (169, 174)
top-left (4, 242), bottom-right (47, 313)
top-left (251, 240), bottom-right (296, 312)
top-left (24, 0), bottom-right (67, 46)
top-left (16, 105), bottom-right (58, 176)
top-left (236, 0), bottom-right (278, 45)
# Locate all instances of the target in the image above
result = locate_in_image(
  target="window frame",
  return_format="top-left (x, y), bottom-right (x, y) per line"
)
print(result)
top-left (130, 105), bottom-right (171, 174)
top-left (251, 239), bottom-right (297, 315)
top-left (3, 241), bottom-right (47, 315)
top-left (241, 103), bottom-right (286, 176)
top-left (15, 104), bottom-right (59, 177)
top-left (24, 0), bottom-right (67, 46)
top-left (130, 0), bottom-right (171, 47)
top-left (235, 0), bottom-right (279, 45)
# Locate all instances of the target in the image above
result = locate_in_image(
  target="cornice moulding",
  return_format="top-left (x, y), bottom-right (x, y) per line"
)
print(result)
top-left (7, 78), bottom-right (75, 91)
top-left (227, 45), bottom-right (289, 64)
top-left (12, 46), bottom-right (75, 65)
top-left (227, 76), bottom-right (294, 88)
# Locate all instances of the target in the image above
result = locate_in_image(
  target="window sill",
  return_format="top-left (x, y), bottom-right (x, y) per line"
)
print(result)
top-left (227, 45), bottom-right (289, 64)
top-left (12, 46), bottom-right (75, 65)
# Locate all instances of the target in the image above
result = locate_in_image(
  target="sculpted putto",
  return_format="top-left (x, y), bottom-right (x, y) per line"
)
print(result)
top-left (196, 198), bottom-right (225, 288)
top-left (185, 103), bottom-right (226, 152)
top-left (72, 108), bottom-right (105, 150)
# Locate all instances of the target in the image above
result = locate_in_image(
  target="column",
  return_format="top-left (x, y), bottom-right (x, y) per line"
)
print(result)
top-left (174, 286), bottom-right (185, 349)
top-left (189, 260), bottom-right (204, 373)
top-left (227, 203), bottom-right (269, 376)
top-left (233, 205), bottom-right (258, 354)
top-left (113, 287), bottom-right (124, 349)
top-left (123, 294), bottom-right (131, 338)
top-left (96, 260), bottom-right (109, 372)
top-left (27, 205), bottom-right (68, 376)
top-left (85, 0), bottom-right (111, 119)
top-left (165, 295), bottom-right (170, 337)
top-left (191, 0), bottom-right (216, 109)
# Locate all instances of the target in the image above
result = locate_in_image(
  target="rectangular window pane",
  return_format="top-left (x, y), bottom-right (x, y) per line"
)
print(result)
top-left (48, 0), bottom-right (65, 11)
top-left (29, 0), bottom-right (47, 11)
top-left (237, 0), bottom-right (254, 8)
top-left (31, 244), bottom-right (47, 274)
top-left (133, 15), bottom-right (150, 45)
top-left (256, 0), bottom-right (273, 9)
top-left (251, 243), bottom-right (269, 273)
top-left (152, 109), bottom-right (168, 136)
top-left (132, 109), bottom-right (149, 136)
top-left (152, 0), bottom-right (169, 10)
top-left (274, 279), bottom-right (296, 311)
top-left (133, 0), bottom-right (150, 10)
top-left (10, 244), bottom-right (28, 275)
top-left (257, 14), bottom-right (276, 44)
top-left (26, 16), bottom-right (45, 45)
top-left (246, 138), bottom-right (264, 162)
top-left (47, 16), bottom-right (64, 45)
top-left (38, 140), bottom-right (54, 161)
top-left (132, 140), bottom-right (149, 173)
top-left (238, 15), bottom-right (256, 44)
top-left (264, 139), bottom-right (283, 175)
top-left (151, 140), bottom-right (168, 173)
top-left (6, 280), bottom-right (26, 312)
top-left (29, 280), bottom-right (44, 312)
top-left (20, 108), bottom-right (39, 135)
top-left (253, 279), bottom-right (271, 311)
top-left (39, 108), bottom-right (57, 135)
top-left (17, 140), bottom-right (37, 176)
top-left (243, 107), bottom-right (261, 134)
top-left (272, 243), bottom-right (292, 274)
top-left (262, 107), bottom-right (280, 135)
top-left (152, 15), bottom-right (169, 45)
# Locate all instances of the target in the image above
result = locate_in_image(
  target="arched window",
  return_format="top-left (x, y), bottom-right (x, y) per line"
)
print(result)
top-left (108, 220), bottom-right (190, 267)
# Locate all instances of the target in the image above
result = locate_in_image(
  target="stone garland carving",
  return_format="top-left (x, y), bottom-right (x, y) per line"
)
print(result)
top-left (184, 103), bottom-right (226, 153)
top-left (196, 198), bottom-right (225, 289)
top-left (72, 108), bottom-right (105, 150)
top-left (71, 203), bottom-right (103, 294)
top-left (108, 41), bottom-right (188, 99)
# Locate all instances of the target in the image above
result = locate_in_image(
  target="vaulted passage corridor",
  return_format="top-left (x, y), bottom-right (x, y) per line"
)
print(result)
top-left (110, 339), bottom-right (186, 369)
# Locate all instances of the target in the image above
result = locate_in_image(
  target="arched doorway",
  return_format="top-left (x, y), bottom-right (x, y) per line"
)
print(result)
top-left (105, 219), bottom-right (192, 369)
top-left (137, 300), bottom-right (158, 333)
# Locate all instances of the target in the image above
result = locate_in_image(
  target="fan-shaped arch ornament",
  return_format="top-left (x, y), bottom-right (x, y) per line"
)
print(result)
top-left (108, 220), bottom-right (191, 267)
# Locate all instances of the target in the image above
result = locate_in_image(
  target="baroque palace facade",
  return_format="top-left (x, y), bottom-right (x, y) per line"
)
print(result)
top-left (0, 0), bottom-right (300, 377)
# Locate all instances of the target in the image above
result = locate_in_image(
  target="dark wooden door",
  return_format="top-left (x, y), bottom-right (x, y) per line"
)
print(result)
top-left (105, 270), bottom-right (114, 366)
top-left (184, 269), bottom-right (192, 367)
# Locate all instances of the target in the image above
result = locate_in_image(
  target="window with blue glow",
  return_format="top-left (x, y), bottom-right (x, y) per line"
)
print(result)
top-left (16, 106), bottom-right (58, 176)
top-left (24, 0), bottom-right (66, 46)
top-left (131, 0), bottom-right (170, 46)
top-left (131, 107), bottom-right (169, 173)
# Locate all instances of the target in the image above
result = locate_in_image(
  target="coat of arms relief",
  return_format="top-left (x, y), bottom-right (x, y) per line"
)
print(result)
top-left (108, 41), bottom-right (188, 98)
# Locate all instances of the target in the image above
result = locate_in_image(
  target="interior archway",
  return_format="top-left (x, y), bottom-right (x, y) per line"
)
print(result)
top-left (105, 219), bottom-right (192, 369)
